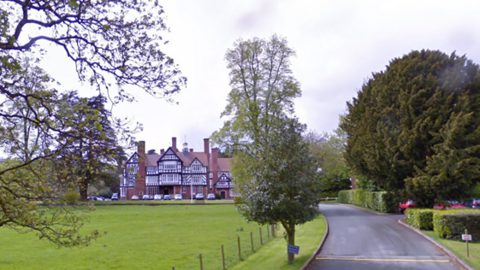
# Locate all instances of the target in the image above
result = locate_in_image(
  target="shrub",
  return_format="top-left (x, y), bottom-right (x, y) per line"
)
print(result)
top-left (64, 190), bottom-right (80, 205)
top-left (433, 210), bottom-right (480, 242)
top-left (233, 196), bottom-right (243, 204)
top-left (405, 209), bottom-right (437, 230)
top-left (214, 193), bottom-right (222, 200)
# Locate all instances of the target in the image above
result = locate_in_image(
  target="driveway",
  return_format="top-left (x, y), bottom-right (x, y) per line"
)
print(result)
top-left (307, 204), bottom-right (461, 270)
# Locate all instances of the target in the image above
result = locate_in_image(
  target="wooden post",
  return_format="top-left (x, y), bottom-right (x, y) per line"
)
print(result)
top-left (221, 244), bottom-right (226, 270)
top-left (199, 254), bottom-right (203, 270)
top-left (237, 236), bottom-right (241, 260)
top-left (172, 267), bottom-right (175, 270)
top-left (267, 225), bottom-right (270, 239)
top-left (259, 227), bottom-right (263, 245)
top-left (250, 232), bottom-right (254, 251)
top-left (465, 229), bottom-right (470, 257)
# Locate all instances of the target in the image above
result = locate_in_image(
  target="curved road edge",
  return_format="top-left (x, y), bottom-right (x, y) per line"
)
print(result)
top-left (301, 213), bottom-right (330, 270)
top-left (397, 220), bottom-right (474, 270)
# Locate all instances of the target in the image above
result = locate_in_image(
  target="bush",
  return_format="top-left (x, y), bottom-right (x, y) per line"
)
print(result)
top-left (215, 193), bottom-right (222, 200)
top-left (337, 189), bottom-right (396, 213)
top-left (64, 190), bottom-right (80, 205)
top-left (405, 209), bottom-right (437, 230)
top-left (433, 210), bottom-right (480, 242)
top-left (233, 196), bottom-right (243, 204)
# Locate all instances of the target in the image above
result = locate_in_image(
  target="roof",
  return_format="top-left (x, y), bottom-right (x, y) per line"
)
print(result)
top-left (146, 154), bottom-right (160, 166)
top-left (217, 157), bottom-right (232, 172)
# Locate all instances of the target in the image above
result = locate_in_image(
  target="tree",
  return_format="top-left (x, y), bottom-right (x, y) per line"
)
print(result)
top-left (211, 34), bottom-right (301, 154)
top-left (341, 50), bottom-right (480, 207)
top-left (234, 119), bottom-right (321, 264)
top-left (213, 35), bottom-right (320, 263)
top-left (0, 0), bottom-right (185, 246)
top-left (57, 92), bottom-right (119, 201)
top-left (305, 128), bottom-right (350, 197)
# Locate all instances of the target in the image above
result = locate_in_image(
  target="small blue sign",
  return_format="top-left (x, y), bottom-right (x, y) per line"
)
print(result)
top-left (287, 244), bottom-right (300, 254)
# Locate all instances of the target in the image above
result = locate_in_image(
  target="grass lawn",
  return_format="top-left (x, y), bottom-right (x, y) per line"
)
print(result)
top-left (230, 215), bottom-right (326, 270)
top-left (422, 230), bottom-right (480, 270)
top-left (0, 205), bottom-right (274, 270)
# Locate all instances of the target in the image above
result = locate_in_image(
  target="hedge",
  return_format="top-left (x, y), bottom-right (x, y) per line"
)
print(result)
top-left (433, 210), bottom-right (480, 242)
top-left (338, 189), bottom-right (395, 213)
top-left (405, 209), bottom-right (437, 230)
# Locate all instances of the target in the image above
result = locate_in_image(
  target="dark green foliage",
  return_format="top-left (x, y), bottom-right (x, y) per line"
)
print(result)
top-left (433, 210), bottom-right (480, 242)
top-left (342, 50), bottom-right (480, 207)
top-left (405, 209), bottom-right (437, 230)
top-left (337, 189), bottom-right (394, 213)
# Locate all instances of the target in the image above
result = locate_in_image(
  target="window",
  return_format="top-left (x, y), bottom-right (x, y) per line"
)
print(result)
top-left (164, 161), bottom-right (176, 170)
top-left (197, 186), bottom-right (203, 194)
top-left (182, 186), bottom-right (187, 194)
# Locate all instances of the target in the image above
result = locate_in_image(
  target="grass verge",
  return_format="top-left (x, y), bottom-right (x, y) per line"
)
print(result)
top-left (422, 230), bottom-right (479, 270)
top-left (229, 215), bottom-right (326, 270)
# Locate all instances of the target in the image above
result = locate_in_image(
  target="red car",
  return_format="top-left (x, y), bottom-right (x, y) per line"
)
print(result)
top-left (399, 200), bottom-right (416, 213)
top-left (434, 200), bottom-right (466, 210)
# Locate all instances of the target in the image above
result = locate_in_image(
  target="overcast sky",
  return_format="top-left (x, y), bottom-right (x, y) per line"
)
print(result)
top-left (47, 0), bottom-right (480, 153)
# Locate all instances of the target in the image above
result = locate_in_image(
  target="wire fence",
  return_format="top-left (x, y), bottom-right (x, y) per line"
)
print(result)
top-left (171, 224), bottom-right (277, 270)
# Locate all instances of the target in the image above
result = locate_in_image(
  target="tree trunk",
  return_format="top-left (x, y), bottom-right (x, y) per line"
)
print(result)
top-left (286, 224), bottom-right (296, 264)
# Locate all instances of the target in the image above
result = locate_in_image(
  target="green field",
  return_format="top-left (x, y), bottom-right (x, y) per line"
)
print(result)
top-left (0, 204), bottom-right (324, 270)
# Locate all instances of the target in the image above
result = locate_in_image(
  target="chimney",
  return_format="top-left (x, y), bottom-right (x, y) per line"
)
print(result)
top-left (172, 137), bottom-right (177, 151)
top-left (204, 138), bottom-right (210, 154)
top-left (160, 149), bottom-right (164, 155)
top-left (212, 147), bottom-right (219, 184)
top-left (190, 148), bottom-right (193, 153)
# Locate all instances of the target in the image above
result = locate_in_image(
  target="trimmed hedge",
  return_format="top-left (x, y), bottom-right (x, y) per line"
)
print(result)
top-left (433, 210), bottom-right (480, 242)
top-left (405, 209), bottom-right (437, 230)
top-left (338, 189), bottom-right (395, 213)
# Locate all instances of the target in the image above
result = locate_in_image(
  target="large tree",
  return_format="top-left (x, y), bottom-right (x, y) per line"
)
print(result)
top-left (234, 119), bottom-right (321, 264)
top-left (305, 128), bottom-right (350, 197)
top-left (342, 50), bottom-right (480, 207)
top-left (0, 0), bottom-right (185, 246)
top-left (211, 34), bottom-right (301, 153)
top-left (212, 35), bottom-right (320, 263)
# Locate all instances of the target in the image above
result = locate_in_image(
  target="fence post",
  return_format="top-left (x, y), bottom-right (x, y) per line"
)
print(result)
top-left (250, 231), bottom-right (254, 251)
top-left (221, 244), bottom-right (226, 270)
top-left (199, 254), bottom-right (203, 270)
top-left (237, 236), bottom-right (241, 260)
top-left (259, 227), bottom-right (263, 245)
top-left (172, 267), bottom-right (175, 270)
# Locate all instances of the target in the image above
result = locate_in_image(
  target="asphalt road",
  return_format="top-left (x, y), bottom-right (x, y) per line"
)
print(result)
top-left (306, 204), bottom-right (461, 270)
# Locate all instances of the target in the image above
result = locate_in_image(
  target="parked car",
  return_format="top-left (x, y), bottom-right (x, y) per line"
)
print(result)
top-left (131, 195), bottom-right (139, 200)
top-left (195, 193), bottom-right (204, 200)
top-left (434, 200), bottom-right (466, 210)
top-left (142, 194), bottom-right (152, 200)
top-left (207, 193), bottom-right (216, 200)
top-left (463, 198), bottom-right (480, 209)
top-left (153, 194), bottom-right (162, 200)
top-left (174, 194), bottom-right (182, 200)
top-left (399, 200), bottom-right (416, 213)
top-left (111, 193), bottom-right (119, 201)
top-left (94, 196), bottom-right (105, 201)
top-left (163, 194), bottom-right (172, 200)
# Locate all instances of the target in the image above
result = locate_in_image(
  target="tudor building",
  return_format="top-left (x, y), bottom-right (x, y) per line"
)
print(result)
top-left (120, 137), bottom-right (235, 200)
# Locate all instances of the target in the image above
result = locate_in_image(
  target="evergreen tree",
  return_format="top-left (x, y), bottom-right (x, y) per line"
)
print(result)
top-left (342, 50), bottom-right (480, 206)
